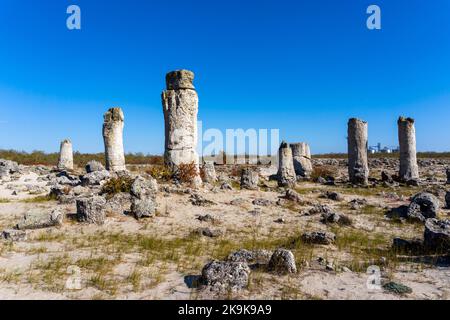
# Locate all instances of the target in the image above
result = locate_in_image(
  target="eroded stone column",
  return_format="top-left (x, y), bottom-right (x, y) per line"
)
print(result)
top-left (290, 142), bottom-right (313, 178)
top-left (347, 118), bottom-right (369, 185)
top-left (398, 117), bottom-right (419, 182)
top-left (162, 70), bottom-right (200, 180)
top-left (277, 141), bottom-right (296, 187)
top-left (57, 139), bottom-right (73, 171)
top-left (103, 107), bottom-right (126, 172)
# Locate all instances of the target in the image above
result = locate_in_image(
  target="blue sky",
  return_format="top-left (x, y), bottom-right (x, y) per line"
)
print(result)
top-left (0, 0), bottom-right (449, 154)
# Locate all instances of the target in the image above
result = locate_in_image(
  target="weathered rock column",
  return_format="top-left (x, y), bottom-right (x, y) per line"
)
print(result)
top-left (398, 117), bottom-right (419, 182)
top-left (162, 70), bottom-right (200, 180)
top-left (57, 139), bottom-right (73, 171)
top-left (277, 141), bottom-right (296, 187)
top-left (103, 107), bottom-right (126, 172)
top-left (290, 142), bottom-right (313, 178)
top-left (347, 118), bottom-right (369, 185)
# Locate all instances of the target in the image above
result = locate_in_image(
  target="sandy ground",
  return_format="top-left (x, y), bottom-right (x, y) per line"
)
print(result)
top-left (0, 162), bottom-right (449, 300)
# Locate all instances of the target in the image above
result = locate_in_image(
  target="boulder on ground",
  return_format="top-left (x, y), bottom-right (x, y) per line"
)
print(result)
top-left (200, 260), bottom-right (251, 291)
top-left (406, 192), bottom-right (440, 222)
top-left (131, 197), bottom-right (156, 219)
top-left (130, 176), bottom-right (158, 200)
top-left (2, 229), bottom-right (27, 241)
top-left (76, 196), bottom-right (107, 225)
top-left (85, 160), bottom-right (105, 173)
top-left (226, 249), bottom-right (272, 265)
top-left (424, 218), bottom-right (450, 252)
top-left (81, 170), bottom-right (111, 186)
top-left (267, 249), bottom-right (297, 274)
top-left (301, 231), bottom-right (336, 245)
top-left (240, 168), bottom-right (259, 190)
top-left (16, 209), bottom-right (64, 230)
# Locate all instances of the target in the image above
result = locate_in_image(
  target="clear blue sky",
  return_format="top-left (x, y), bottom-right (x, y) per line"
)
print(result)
top-left (1, 0), bottom-right (449, 154)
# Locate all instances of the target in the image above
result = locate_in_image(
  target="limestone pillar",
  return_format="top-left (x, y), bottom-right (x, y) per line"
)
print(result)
top-left (277, 141), bottom-right (296, 187)
top-left (162, 70), bottom-right (200, 179)
top-left (290, 142), bottom-right (313, 178)
top-left (347, 118), bottom-right (369, 185)
top-left (103, 107), bottom-right (126, 171)
top-left (57, 139), bottom-right (73, 171)
top-left (398, 117), bottom-right (419, 182)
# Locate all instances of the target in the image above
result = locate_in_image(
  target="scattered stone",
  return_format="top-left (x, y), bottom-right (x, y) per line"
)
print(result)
top-left (195, 227), bottom-right (223, 238)
top-left (283, 189), bottom-right (302, 202)
top-left (445, 191), bottom-right (450, 209)
top-left (321, 211), bottom-right (352, 226)
top-left (381, 171), bottom-right (394, 183)
top-left (200, 260), bottom-right (251, 291)
top-left (197, 214), bottom-right (216, 223)
top-left (267, 249), bottom-right (297, 274)
top-left (446, 168), bottom-right (450, 184)
top-left (85, 160), bottom-right (105, 173)
top-left (274, 218), bottom-right (285, 224)
top-left (2, 229), bottom-right (27, 241)
top-left (407, 192), bottom-right (440, 222)
top-left (105, 192), bottom-right (132, 215)
top-left (131, 197), bottom-right (157, 219)
top-left (81, 170), bottom-right (111, 186)
top-left (240, 168), bottom-right (259, 190)
top-left (16, 209), bottom-right (64, 230)
top-left (130, 176), bottom-right (158, 199)
top-left (72, 185), bottom-right (89, 196)
top-left (226, 249), bottom-right (272, 264)
top-left (304, 204), bottom-right (333, 216)
top-left (230, 198), bottom-right (246, 206)
top-left (190, 193), bottom-right (215, 206)
top-left (76, 196), bottom-right (107, 225)
top-left (220, 182), bottom-right (233, 190)
top-left (301, 231), bottom-right (336, 245)
top-left (424, 218), bottom-right (450, 251)
top-left (252, 198), bottom-right (272, 206)
top-left (383, 282), bottom-right (412, 295)
top-left (349, 198), bottom-right (367, 210)
top-left (0, 159), bottom-right (20, 178)
top-left (323, 191), bottom-right (343, 201)
top-left (392, 238), bottom-right (423, 253)
top-left (201, 162), bottom-right (217, 183)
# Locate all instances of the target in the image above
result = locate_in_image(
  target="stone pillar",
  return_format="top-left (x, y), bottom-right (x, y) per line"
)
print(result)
top-left (347, 118), bottom-right (369, 185)
top-left (57, 139), bottom-right (73, 171)
top-left (277, 141), bottom-right (296, 187)
top-left (398, 117), bottom-right (419, 182)
top-left (290, 142), bottom-right (313, 178)
top-left (162, 70), bottom-right (200, 180)
top-left (103, 107), bottom-right (126, 172)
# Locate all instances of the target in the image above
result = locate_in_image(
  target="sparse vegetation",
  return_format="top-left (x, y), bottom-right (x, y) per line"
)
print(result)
top-left (176, 162), bottom-right (199, 183)
top-left (0, 149), bottom-right (163, 167)
top-left (101, 176), bottom-right (134, 198)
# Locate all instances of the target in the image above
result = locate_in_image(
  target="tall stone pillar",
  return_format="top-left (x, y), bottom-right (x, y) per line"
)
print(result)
top-left (347, 118), bottom-right (369, 185)
top-left (290, 142), bottom-right (313, 178)
top-left (277, 141), bottom-right (296, 187)
top-left (103, 107), bottom-right (126, 172)
top-left (57, 139), bottom-right (73, 171)
top-left (162, 70), bottom-right (200, 179)
top-left (398, 117), bottom-right (419, 182)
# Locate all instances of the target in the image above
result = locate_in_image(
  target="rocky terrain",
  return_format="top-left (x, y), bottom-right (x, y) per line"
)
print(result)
top-left (0, 157), bottom-right (449, 300)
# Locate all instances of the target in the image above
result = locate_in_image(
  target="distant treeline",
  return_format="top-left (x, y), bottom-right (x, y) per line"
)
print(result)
top-left (0, 150), bottom-right (164, 167)
top-left (313, 152), bottom-right (450, 159)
